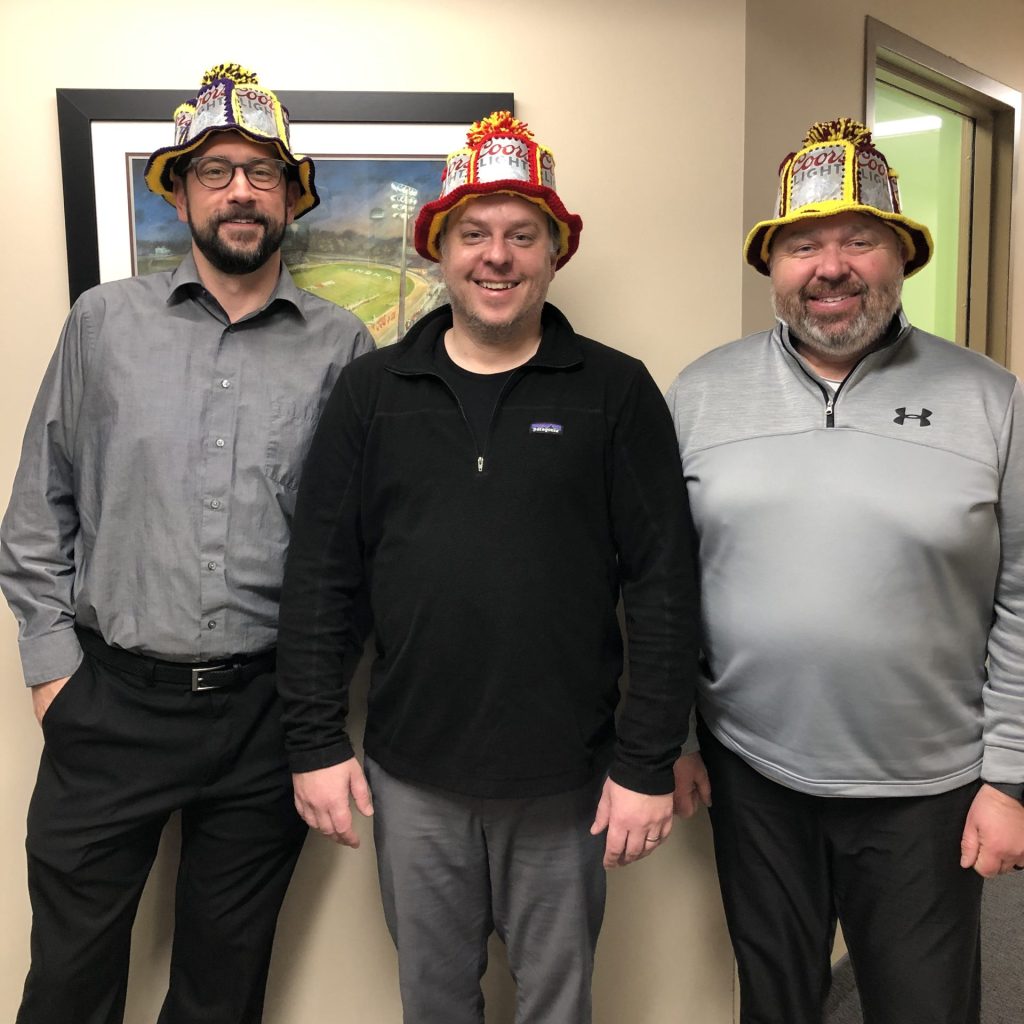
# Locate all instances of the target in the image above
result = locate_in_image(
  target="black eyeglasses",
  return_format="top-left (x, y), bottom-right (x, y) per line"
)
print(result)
top-left (185, 156), bottom-right (288, 191)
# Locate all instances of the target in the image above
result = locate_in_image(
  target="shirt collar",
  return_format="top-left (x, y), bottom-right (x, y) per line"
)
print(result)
top-left (166, 251), bottom-right (308, 320)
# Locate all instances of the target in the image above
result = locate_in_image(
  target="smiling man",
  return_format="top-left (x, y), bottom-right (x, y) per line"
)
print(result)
top-left (667, 119), bottom-right (1024, 1023)
top-left (177, 137), bottom-right (294, 277)
top-left (275, 111), bottom-right (700, 1023)
top-left (0, 64), bottom-right (372, 1024)
top-left (769, 210), bottom-right (905, 370)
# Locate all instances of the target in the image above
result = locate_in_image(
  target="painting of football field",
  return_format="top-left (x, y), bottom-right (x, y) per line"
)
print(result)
top-left (129, 156), bottom-right (448, 346)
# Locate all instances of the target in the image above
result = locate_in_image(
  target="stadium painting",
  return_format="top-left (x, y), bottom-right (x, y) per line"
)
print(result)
top-left (55, 89), bottom-right (514, 336)
top-left (129, 155), bottom-right (447, 346)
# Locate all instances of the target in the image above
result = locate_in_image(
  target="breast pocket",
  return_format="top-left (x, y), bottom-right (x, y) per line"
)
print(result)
top-left (265, 398), bottom-right (322, 491)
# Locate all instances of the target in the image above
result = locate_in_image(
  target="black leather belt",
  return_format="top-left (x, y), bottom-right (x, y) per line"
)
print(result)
top-left (77, 629), bottom-right (276, 692)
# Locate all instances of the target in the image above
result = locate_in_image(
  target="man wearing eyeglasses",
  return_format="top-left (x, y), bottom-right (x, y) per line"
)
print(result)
top-left (0, 64), bottom-right (372, 1024)
top-left (175, 149), bottom-right (296, 278)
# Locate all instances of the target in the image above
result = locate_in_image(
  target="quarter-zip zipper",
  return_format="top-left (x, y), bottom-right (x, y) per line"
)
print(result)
top-left (435, 373), bottom-right (481, 470)
top-left (475, 370), bottom-right (523, 472)
top-left (782, 317), bottom-right (912, 427)
top-left (791, 357), bottom-right (841, 426)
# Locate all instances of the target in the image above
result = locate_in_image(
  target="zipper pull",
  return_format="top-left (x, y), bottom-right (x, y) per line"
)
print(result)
top-left (477, 456), bottom-right (484, 473)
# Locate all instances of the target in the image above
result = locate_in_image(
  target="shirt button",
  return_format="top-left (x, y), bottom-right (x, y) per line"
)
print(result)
top-left (220, 379), bottom-right (231, 389)
top-left (207, 620), bottom-right (217, 630)
top-left (215, 438), bottom-right (226, 448)
top-left (207, 561), bottom-right (217, 571)
top-left (210, 499), bottom-right (222, 509)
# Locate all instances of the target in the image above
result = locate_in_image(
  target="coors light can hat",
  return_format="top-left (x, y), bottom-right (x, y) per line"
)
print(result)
top-left (744, 118), bottom-right (933, 278)
top-left (143, 62), bottom-right (319, 219)
top-left (414, 111), bottom-right (583, 270)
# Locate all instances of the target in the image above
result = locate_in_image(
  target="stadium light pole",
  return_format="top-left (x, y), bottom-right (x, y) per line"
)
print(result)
top-left (391, 182), bottom-right (418, 340)
top-left (369, 206), bottom-right (385, 265)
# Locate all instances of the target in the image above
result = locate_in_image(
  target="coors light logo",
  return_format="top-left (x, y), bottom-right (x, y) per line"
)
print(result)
top-left (788, 144), bottom-right (845, 208)
top-left (174, 109), bottom-right (194, 145)
top-left (539, 150), bottom-right (556, 189)
top-left (856, 149), bottom-right (895, 212)
top-left (441, 153), bottom-right (471, 196)
top-left (191, 82), bottom-right (228, 136)
top-left (476, 136), bottom-right (532, 184)
top-left (236, 89), bottom-right (278, 139)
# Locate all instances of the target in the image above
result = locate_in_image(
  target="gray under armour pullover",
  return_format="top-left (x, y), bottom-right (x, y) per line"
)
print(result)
top-left (667, 314), bottom-right (1024, 796)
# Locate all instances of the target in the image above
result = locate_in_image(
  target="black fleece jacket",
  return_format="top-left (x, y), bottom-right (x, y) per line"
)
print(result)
top-left (277, 303), bottom-right (699, 798)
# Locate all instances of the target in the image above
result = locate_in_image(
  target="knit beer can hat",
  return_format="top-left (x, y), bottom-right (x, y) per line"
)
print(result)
top-left (144, 62), bottom-right (318, 218)
top-left (414, 111), bottom-right (583, 269)
top-left (744, 118), bottom-right (933, 277)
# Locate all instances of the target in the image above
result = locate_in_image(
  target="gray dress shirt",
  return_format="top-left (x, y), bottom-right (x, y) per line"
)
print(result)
top-left (0, 254), bottom-right (373, 684)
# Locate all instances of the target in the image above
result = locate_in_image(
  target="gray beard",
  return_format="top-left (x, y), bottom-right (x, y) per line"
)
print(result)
top-left (772, 270), bottom-right (903, 362)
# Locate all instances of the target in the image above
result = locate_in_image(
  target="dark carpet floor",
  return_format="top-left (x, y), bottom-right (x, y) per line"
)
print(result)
top-left (824, 874), bottom-right (1023, 1022)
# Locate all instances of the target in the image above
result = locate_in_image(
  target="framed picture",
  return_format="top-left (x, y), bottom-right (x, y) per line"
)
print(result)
top-left (56, 89), bottom-right (514, 344)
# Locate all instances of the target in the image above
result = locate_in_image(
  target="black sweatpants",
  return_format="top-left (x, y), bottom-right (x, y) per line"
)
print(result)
top-left (699, 722), bottom-right (983, 1024)
top-left (17, 639), bottom-right (307, 1024)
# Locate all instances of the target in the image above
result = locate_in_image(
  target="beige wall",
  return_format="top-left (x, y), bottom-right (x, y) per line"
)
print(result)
top-left (1, 1), bottom-right (1022, 1021)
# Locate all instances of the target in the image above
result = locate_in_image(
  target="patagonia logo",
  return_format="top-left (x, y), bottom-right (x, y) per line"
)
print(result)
top-left (531, 422), bottom-right (563, 434)
top-left (894, 407), bottom-right (932, 427)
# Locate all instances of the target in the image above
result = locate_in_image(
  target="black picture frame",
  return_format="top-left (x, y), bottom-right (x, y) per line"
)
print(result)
top-left (56, 89), bottom-right (514, 304)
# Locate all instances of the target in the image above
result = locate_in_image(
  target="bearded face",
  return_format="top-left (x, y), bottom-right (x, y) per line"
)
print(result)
top-left (769, 212), bottom-right (906, 365)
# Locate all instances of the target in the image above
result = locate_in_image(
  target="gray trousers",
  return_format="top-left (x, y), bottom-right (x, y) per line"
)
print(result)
top-left (365, 758), bottom-right (607, 1024)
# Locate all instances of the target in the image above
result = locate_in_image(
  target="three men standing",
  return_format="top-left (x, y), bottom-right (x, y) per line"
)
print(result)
top-left (7, 81), bottom-right (1019, 1024)
top-left (1, 64), bottom-right (372, 1024)
top-left (669, 119), bottom-right (1024, 1023)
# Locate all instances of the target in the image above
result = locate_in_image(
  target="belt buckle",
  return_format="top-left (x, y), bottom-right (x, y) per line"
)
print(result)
top-left (191, 663), bottom-right (229, 692)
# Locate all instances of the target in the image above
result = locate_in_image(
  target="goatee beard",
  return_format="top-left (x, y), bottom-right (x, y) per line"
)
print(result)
top-left (189, 208), bottom-right (286, 275)
top-left (772, 270), bottom-right (903, 362)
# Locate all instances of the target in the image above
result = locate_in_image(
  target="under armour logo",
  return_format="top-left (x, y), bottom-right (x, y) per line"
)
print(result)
top-left (894, 407), bottom-right (932, 426)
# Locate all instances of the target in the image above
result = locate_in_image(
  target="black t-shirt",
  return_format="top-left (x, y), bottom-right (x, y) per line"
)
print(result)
top-left (434, 335), bottom-right (516, 451)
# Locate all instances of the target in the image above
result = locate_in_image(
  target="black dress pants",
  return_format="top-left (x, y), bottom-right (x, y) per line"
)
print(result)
top-left (17, 640), bottom-right (307, 1024)
top-left (699, 721), bottom-right (983, 1024)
